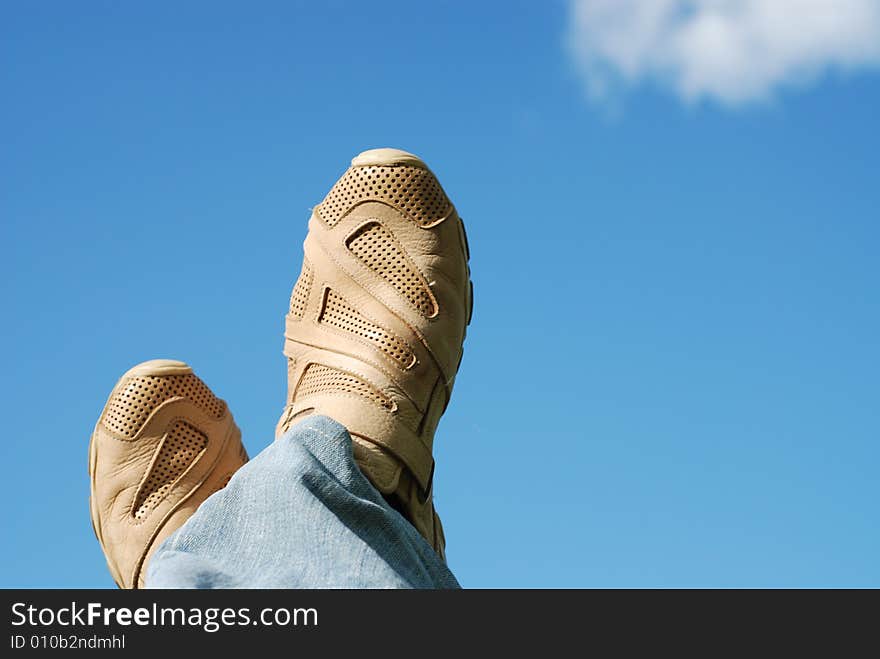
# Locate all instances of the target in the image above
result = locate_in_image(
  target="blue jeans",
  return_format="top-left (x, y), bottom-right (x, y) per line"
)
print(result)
top-left (145, 415), bottom-right (460, 589)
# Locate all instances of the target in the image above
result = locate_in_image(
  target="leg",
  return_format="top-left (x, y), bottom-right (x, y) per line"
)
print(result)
top-left (146, 416), bottom-right (459, 588)
top-left (277, 148), bottom-right (472, 559)
top-left (88, 360), bottom-right (249, 588)
top-left (89, 147), bottom-right (471, 589)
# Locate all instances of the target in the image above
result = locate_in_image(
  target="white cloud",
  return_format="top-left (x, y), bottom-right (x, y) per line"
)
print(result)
top-left (566, 0), bottom-right (880, 106)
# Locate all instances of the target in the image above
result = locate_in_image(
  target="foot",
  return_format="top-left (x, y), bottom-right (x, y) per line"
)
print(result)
top-left (277, 148), bottom-right (472, 559)
top-left (89, 359), bottom-right (248, 588)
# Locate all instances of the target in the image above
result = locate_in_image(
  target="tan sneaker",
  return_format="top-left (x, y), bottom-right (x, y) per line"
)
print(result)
top-left (88, 359), bottom-right (248, 588)
top-left (276, 148), bottom-right (472, 559)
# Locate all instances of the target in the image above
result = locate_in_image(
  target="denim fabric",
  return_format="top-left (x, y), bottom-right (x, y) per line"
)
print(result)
top-left (145, 415), bottom-right (460, 589)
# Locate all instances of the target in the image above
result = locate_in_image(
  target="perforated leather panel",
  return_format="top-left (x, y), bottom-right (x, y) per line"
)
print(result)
top-left (102, 374), bottom-right (225, 439)
top-left (319, 289), bottom-right (415, 368)
top-left (317, 165), bottom-right (451, 227)
top-left (295, 363), bottom-right (393, 411)
top-left (289, 258), bottom-right (313, 319)
top-left (346, 222), bottom-right (438, 317)
top-left (132, 420), bottom-right (207, 521)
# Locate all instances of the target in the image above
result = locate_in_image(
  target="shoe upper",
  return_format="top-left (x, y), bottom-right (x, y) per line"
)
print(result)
top-left (89, 360), bottom-right (248, 588)
top-left (277, 148), bottom-right (472, 558)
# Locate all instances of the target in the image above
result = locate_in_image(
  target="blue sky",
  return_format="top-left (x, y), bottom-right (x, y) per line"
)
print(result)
top-left (2, 1), bottom-right (878, 588)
